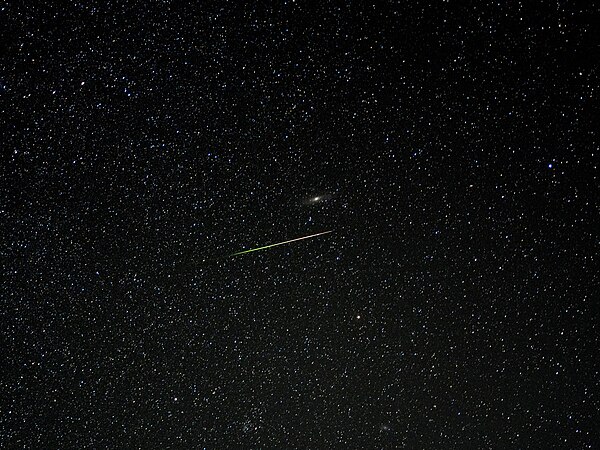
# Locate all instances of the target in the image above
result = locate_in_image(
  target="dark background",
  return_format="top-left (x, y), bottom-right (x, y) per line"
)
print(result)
top-left (1, 1), bottom-right (598, 448)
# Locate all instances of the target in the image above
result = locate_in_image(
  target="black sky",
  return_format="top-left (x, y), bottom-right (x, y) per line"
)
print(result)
top-left (1, 1), bottom-right (598, 448)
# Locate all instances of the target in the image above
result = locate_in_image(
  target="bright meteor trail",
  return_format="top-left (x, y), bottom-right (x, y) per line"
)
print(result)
top-left (230, 230), bottom-right (333, 257)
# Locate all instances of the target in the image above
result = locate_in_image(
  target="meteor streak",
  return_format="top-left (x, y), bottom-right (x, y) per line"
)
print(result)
top-left (230, 230), bottom-right (333, 257)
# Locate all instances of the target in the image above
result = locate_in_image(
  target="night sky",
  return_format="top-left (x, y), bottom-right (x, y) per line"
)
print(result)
top-left (1, 1), bottom-right (598, 448)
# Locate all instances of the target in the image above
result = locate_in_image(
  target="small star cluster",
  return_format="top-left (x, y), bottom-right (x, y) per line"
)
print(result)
top-left (1, 2), bottom-right (598, 448)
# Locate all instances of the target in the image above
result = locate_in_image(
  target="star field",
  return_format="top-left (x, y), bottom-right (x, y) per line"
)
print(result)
top-left (1, 2), bottom-right (598, 448)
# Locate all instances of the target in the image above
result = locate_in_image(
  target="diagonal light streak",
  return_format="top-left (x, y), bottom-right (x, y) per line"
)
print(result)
top-left (230, 230), bottom-right (333, 257)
